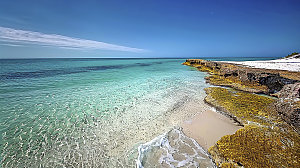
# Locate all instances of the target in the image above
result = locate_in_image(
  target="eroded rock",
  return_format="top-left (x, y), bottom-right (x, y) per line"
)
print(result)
top-left (273, 83), bottom-right (300, 132)
top-left (183, 59), bottom-right (300, 94)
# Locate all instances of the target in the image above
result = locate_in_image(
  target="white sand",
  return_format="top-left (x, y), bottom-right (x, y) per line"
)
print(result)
top-left (223, 54), bottom-right (300, 72)
top-left (181, 109), bottom-right (242, 150)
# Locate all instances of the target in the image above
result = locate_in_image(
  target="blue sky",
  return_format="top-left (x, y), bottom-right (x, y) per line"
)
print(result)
top-left (0, 0), bottom-right (299, 58)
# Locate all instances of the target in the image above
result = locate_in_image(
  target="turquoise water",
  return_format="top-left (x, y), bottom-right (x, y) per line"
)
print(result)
top-left (0, 58), bottom-right (211, 167)
top-left (0, 57), bottom-right (277, 167)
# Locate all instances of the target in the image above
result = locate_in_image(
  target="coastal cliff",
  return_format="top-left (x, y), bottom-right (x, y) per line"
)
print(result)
top-left (183, 59), bottom-right (300, 94)
top-left (183, 57), bottom-right (300, 167)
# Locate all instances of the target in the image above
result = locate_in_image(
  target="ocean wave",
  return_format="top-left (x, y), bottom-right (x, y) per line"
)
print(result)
top-left (137, 128), bottom-right (216, 168)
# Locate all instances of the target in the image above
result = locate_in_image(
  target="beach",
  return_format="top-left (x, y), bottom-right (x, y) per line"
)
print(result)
top-left (223, 54), bottom-right (300, 72)
top-left (181, 107), bottom-right (241, 150)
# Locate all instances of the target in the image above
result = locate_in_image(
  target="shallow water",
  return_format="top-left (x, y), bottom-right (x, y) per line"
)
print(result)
top-left (0, 58), bottom-right (212, 167)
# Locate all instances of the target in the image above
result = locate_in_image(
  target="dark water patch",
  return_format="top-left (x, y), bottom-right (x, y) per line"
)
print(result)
top-left (0, 61), bottom-right (176, 81)
top-left (135, 63), bottom-right (152, 66)
top-left (0, 69), bottom-right (84, 80)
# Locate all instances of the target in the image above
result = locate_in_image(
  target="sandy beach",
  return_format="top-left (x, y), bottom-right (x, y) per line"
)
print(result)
top-left (224, 54), bottom-right (300, 72)
top-left (181, 108), bottom-right (242, 150)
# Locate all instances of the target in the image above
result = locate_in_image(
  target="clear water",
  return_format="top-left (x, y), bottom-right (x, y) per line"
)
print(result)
top-left (0, 57), bottom-right (277, 167)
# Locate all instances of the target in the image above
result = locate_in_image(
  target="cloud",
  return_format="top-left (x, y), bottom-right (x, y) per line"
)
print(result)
top-left (0, 26), bottom-right (146, 52)
top-left (0, 43), bottom-right (23, 47)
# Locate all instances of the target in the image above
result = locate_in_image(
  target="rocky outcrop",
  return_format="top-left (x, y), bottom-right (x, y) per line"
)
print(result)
top-left (183, 59), bottom-right (300, 94)
top-left (183, 59), bottom-right (300, 130)
top-left (182, 59), bottom-right (300, 167)
top-left (204, 87), bottom-right (300, 168)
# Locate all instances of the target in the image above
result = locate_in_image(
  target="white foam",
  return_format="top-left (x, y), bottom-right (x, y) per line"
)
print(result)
top-left (136, 128), bottom-right (216, 168)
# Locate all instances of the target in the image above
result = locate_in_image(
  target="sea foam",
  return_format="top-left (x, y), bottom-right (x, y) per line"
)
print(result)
top-left (137, 128), bottom-right (216, 168)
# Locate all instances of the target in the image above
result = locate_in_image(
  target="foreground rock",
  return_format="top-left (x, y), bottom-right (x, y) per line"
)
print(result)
top-left (205, 87), bottom-right (300, 168)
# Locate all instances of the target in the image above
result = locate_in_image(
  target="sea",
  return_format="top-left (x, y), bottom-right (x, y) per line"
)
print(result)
top-left (0, 57), bottom-right (278, 167)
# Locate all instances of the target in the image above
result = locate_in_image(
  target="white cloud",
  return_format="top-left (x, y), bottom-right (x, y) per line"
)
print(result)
top-left (0, 26), bottom-right (146, 52)
top-left (0, 43), bottom-right (23, 47)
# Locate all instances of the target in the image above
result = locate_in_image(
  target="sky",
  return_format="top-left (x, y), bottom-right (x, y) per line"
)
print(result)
top-left (0, 0), bottom-right (300, 59)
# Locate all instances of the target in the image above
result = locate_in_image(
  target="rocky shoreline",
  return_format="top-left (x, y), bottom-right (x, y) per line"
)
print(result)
top-left (182, 57), bottom-right (300, 167)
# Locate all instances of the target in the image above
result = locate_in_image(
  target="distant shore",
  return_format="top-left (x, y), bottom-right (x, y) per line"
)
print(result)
top-left (221, 54), bottom-right (300, 72)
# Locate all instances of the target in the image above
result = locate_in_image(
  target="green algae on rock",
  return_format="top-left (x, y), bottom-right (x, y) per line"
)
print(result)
top-left (204, 87), bottom-right (279, 126)
top-left (209, 125), bottom-right (300, 168)
top-left (205, 87), bottom-right (300, 168)
top-left (206, 75), bottom-right (268, 93)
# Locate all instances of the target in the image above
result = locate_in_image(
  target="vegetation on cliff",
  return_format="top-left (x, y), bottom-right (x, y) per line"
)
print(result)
top-left (284, 52), bottom-right (299, 58)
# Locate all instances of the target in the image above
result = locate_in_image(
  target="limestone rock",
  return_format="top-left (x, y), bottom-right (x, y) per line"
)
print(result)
top-left (273, 83), bottom-right (300, 132)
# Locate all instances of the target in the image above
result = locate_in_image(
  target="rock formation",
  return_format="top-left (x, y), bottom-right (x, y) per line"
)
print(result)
top-left (183, 59), bottom-right (300, 131)
top-left (273, 83), bottom-right (300, 132)
top-left (183, 59), bottom-right (300, 94)
top-left (182, 58), bottom-right (300, 167)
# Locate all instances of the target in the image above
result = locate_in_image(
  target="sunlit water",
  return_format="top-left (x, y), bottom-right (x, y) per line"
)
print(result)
top-left (0, 57), bottom-right (278, 167)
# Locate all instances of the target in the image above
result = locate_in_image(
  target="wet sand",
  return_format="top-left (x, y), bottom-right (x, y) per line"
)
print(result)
top-left (181, 108), bottom-right (242, 150)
